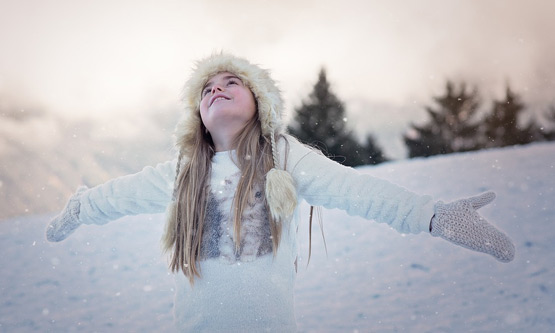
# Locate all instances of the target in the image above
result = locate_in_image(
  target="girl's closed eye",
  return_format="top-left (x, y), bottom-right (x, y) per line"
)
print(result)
top-left (201, 78), bottom-right (241, 98)
top-left (201, 87), bottom-right (211, 98)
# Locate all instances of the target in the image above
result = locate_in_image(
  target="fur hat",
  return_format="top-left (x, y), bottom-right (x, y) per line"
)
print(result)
top-left (169, 52), bottom-right (297, 222)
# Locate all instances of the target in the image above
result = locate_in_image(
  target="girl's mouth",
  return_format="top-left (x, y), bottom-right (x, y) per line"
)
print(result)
top-left (210, 94), bottom-right (230, 106)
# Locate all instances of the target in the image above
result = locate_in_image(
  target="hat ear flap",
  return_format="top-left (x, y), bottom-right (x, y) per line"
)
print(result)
top-left (162, 200), bottom-right (178, 252)
top-left (162, 150), bottom-right (185, 252)
top-left (265, 132), bottom-right (297, 221)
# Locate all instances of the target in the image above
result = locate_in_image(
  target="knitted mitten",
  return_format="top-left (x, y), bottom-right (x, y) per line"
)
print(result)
top-left (430, 192), bottom-right (515, 262)
top-left (46, 186), bottom-right (88, 242)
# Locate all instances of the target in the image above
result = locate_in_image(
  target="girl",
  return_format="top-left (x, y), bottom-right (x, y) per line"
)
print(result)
top-left (46, 53), bottom-right (515, 332)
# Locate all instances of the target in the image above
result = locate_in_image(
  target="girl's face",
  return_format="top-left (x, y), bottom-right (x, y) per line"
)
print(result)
top-left (199, 72), bottom-right (257, 143)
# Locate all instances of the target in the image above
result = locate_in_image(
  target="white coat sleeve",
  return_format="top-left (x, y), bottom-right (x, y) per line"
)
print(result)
top-left (282, 138), bottom-right (434, 234)
top-left (78, 159), bottom-right (177, 225)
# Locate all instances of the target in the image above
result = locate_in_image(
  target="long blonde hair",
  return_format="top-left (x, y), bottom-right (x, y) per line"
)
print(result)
top-left (162, 112), bottom-right (284, 284)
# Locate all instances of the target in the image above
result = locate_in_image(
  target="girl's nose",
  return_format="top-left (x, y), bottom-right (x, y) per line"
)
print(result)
top-left (211, 84), bottom-right (223, 94)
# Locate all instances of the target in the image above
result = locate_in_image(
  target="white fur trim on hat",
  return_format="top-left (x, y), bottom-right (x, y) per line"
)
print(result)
top-left (175, 52), bottom-right (284, 154)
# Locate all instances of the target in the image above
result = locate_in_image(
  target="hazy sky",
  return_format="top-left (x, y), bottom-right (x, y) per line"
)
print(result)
top-left (1, 0), bottom-right (554, 157)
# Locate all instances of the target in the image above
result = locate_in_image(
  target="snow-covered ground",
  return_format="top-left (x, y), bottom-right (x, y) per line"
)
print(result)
top-left (1, 143), bottom-right (554, 332)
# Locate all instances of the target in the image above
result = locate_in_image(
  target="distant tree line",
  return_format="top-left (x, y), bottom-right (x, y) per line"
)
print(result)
top-left (288, 68), bottom-right (555, 165)
top-left (404, 81), bottom-right (555, 158)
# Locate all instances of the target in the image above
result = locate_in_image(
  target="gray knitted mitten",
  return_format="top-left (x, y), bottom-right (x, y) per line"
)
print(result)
top-left (46, 186), bottom-right (88, 242)
top-left (431, 192), bottom-right (515, 262)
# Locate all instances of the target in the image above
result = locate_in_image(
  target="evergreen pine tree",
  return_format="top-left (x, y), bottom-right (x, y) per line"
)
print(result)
top-left (404, 81), bottom-right (482, 158)
top-left (483, 85), bottom-right (539, 147)
top-left (288, 68), bottom-right (387, 166)
top-left (362, 134), bottom-right (388, 165)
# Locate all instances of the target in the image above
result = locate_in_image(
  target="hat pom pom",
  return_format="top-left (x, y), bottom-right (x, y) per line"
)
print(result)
top-left (265, 168), bottom-right (297, 221)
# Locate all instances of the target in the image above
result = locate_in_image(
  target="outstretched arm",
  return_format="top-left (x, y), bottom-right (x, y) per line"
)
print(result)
top-left (282, 136), bottom-right (514, 262)
top-left (283, 137), bottom-right (434, 234)
top-left (46, 159), bottom-right (177, 242)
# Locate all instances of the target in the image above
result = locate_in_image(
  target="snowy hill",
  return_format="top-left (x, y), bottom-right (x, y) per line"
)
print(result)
top-left (0, 142), bottom-right (554, 332)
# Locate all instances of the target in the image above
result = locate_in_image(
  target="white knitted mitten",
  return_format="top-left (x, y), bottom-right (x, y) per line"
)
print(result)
top-left (431, 192), bottom-right (515, 262)
top-left (46, 186), bottom-right (88, 242)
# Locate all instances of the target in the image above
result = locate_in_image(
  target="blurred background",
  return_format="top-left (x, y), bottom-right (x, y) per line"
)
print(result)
top-left (1, 0), bottom-right (554, 220)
